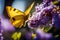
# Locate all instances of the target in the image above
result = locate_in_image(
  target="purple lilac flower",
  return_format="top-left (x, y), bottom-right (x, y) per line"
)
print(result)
top-left (24, 32), bottom-right (32, 40)
top-left (43, 0), bottom-right (52, 3)
top-left (28, 4), bottom-right (55, 28)
top-left (0, 15), bottom-right (15, 31)
top-left (0, 18), bottom-right (3, 40)
top-left (27, 0), bottom-right (60, 40)
top-left (52, 13), bottom-right (60, 29)
top-left (0, 19), bottom-right (1, 33)
top-left (23, 28), bottom-right (52, 40)
top-left (35, 28), bottom-right (52, 40)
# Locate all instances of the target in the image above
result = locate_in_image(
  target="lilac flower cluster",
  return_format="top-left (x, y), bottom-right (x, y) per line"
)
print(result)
top-left (0, 15), bottom-right (15, 31)
top-left (28, 0), bottom-right (60, 29)
top-left (27, 0), bottom-right (60, 40)
top-left (0, 19), bottom-right (3, 40)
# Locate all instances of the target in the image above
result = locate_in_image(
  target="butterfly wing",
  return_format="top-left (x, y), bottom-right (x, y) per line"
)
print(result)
top-left (6, 6), bottom-right (25, 28)
top-left (6, 2), bottom-right (34, 28)
top-left (23, 2), bottom-right (34, 27)
top-left (24, 2), bottom-right (34, 16)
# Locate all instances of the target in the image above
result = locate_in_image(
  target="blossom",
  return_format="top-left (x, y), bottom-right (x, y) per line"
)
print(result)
top-left (0, 15), bottom-right (15, 31)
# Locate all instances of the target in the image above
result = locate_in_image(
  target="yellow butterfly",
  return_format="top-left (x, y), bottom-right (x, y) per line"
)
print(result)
top-left (6, 2), bottom-right (34, 28)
